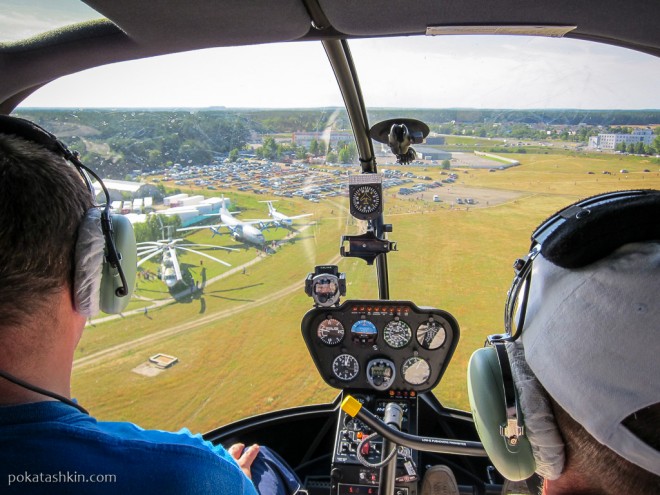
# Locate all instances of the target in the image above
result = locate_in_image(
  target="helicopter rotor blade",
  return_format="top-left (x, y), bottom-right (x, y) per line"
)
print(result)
top-left (182, 243), bottom-right (238, 252)
top-left (137, 247), bottom-right (165, 266)
top-left (169, 247), bottom-right (183, 281)
top-left (177, 246), bottom-right (232, 267)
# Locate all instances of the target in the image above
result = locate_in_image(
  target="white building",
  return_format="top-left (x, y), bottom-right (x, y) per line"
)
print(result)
top-left (292, 131), bottom-right (354, 149)
top-left (588, 128), bottom-right (653, 150)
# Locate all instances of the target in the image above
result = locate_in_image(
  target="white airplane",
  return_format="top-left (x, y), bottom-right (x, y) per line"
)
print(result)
top-left (259, 200), bottom-right (312, 229)
top-left (178, 196), bottom-right (267, 246)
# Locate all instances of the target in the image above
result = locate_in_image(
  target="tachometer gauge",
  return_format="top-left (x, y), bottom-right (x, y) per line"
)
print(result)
top-left (416, 318), bottom-right (447, 350)
top-left (317, 318), bottom-right (345, 346)
top-left (383, 319), bottom-right (412, 349)
top-left (332, 354), bottom-right (360, 382)
top-left (402, 357), bottom-right (431, 385)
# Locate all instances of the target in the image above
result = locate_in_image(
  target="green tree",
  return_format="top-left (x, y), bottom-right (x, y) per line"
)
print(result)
top-left (295, 145), bottom-right (307, 160)
top-left (133, 214), bottom-right (182, 243)
top-left (259, 136), bottom-right (278, 160)
top-left (441, 159), bottom-right (451, 169)
top-left (337, 142), bottom-right (357, 164)
top-left (229, 148), bottom-right (240, 162)
top-left (309, 139), bottom-right (319, 156)
top-left (326, 151), bottom-right (338, 164)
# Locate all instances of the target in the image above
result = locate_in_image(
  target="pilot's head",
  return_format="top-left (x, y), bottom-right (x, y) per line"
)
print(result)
top-left (0, 116), bottom-right (135, 327)
top-left (0, 124), bottom-right (94, 329)
top-left (468, 190), bottom-right (660, 493)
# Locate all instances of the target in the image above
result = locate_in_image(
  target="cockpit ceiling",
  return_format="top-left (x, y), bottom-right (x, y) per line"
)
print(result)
top-left (8, 0), bottom-right (657, 54)
top-left (0, 0), bottom-right (658, 112)
top-left (82, 0), bottom-right (312, 48)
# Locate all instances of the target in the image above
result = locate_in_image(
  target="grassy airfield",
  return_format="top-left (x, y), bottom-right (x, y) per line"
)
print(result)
top-left (72, 152), bottom-right (659, 432)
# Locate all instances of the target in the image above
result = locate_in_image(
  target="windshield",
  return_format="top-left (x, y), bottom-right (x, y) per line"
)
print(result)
top-left (16, 35), bottom-right (660, 432)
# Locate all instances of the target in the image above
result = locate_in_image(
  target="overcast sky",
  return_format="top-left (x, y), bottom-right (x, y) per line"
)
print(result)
top-left (3, 1), bottom-right (659, 110)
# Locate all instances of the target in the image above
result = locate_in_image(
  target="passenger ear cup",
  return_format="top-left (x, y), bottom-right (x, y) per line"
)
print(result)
top-left (99, 213), bottom-right (136, 314)
top-left (467, 347), bottom-right (535, 481)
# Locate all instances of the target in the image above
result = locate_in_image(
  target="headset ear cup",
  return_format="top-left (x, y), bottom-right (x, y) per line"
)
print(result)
top-left (99, 214), bottom-right (136, 314)
top-left (74, 209), bottom-right (105, 316)
top-left (467, 347), bottom-right (535, 481)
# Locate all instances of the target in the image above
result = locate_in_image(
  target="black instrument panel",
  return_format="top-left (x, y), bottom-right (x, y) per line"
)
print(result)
top-left (301, 300), bottom-right (459, 393)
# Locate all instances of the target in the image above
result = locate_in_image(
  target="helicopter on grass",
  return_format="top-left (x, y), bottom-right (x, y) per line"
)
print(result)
top-left (136, 225), bottom-right (237, 289)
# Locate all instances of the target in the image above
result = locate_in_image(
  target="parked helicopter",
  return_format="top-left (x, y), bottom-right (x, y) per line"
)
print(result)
top-left (0, 1), bottom-right (658, 495)
top-left (137, 226), bottom-right (236, 289)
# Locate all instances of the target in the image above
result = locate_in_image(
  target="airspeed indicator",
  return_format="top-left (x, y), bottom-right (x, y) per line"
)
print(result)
top-left (317, 318), bottom-right (345, 346)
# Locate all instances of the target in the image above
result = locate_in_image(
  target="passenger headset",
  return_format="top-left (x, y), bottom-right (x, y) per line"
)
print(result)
top-left (467, 189), bottom-right (660, 482)
top-left (0, 115), bottom-right (137, 414)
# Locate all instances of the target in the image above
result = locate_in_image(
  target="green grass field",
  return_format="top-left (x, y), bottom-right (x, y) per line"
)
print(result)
top-left (71, 152), bottom-right (659, 433)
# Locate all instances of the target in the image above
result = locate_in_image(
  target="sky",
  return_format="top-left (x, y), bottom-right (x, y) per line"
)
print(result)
top-left (2, 1), bottom-right (659, 110)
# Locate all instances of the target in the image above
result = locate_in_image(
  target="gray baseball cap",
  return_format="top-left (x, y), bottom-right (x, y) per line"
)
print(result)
top-left (521, 242), bottom-right (660, 476)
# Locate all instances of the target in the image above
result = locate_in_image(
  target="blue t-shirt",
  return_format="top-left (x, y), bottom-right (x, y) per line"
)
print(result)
top-left (0, 401), bottom-right (258, 494)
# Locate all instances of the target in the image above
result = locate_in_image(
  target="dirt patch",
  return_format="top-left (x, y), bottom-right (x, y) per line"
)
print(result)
top-left (398, 185), bottom-right (523, 207)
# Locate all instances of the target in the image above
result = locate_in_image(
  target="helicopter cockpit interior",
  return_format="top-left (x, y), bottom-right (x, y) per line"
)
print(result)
top-left (1, 1), bottom-right (659, 495)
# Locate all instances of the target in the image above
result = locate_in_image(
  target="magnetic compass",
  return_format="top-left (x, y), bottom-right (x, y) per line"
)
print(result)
top-left (348, 175), bottom-right (383, 220)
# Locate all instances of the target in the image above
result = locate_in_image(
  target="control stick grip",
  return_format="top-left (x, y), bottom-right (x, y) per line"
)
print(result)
top-left (383, 402), bottom-right (403, 430)
top-left (341, 395), bottom-right (487, 456)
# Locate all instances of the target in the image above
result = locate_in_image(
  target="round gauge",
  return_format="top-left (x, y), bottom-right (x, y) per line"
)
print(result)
top-left (351, 185), bottom-right (381, 214)
top-left (402, 357), bottom-right (431, 385)
top-left (366, 358), bottom-right (396, 391)
top-left (416, 318), bottom-right (447, 350)
top-left (344, 416), bottom-right (365, 431)
top-left (317, 318), bottom-right (345, 346)
top-left (383, 319), bottom-right (412, 349)
top-left (351, 319), bottom-right (378, 344)
top-left (332, 354), bottom-right (360, 382)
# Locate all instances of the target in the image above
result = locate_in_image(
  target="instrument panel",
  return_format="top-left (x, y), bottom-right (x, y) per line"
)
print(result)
top-left (301, 300), bottom-right (459, 393)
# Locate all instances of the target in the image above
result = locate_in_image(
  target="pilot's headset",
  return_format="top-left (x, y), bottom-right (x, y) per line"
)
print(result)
top-left (467, 189), bottom-right (660, 482)
top-left (0, 115), bottom-right (136, 315)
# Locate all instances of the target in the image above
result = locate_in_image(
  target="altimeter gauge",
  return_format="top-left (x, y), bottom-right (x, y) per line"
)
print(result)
top-left (332, 354), bottom-right (360, 382)
top-left (383, 319), bottom-right (412, 349)
top-left (402, 357), bottom-right (431, 385)
top-left (348, 174), bottom-right (383, 220)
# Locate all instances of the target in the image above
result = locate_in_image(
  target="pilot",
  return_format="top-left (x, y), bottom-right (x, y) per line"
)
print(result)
top-left (0, 118), bottom-right (300, 494)
top-left (465, 193), bottom-right (660, 495)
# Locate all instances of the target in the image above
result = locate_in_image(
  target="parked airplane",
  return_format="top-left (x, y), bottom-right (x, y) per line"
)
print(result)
top-left (178, 196), bottom-right (267, 246)
top-left (259, 200), bottom-right (312, 229)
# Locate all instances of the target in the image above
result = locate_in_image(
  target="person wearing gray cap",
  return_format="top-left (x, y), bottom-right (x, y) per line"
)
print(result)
top-left (467, 190), bottom-right (660, 494)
